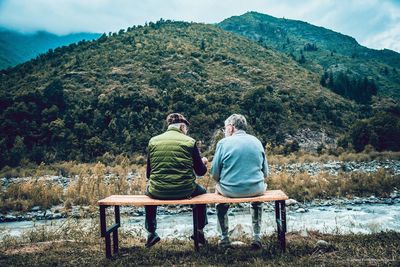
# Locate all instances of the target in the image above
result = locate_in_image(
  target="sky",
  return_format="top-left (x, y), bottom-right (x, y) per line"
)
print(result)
top-left (0, 0), bottom-right (399, 52)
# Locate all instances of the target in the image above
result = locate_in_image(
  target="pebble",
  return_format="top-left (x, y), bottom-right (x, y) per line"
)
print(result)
top-left (285, 199), bottom-right (298, 206)
top-left (296, 208), bottom-right (306, 213)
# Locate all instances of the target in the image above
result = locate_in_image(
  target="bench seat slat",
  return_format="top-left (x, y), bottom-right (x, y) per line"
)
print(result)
top-left (98, 190), bottom-right (288, 206)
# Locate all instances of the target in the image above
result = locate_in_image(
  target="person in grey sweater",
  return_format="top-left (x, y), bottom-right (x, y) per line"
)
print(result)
top-left (210, 114), bottom-right (269, 249)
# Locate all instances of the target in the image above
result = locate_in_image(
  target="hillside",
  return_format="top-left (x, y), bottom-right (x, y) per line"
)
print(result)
top-left (0, 29), bottom-right (100, 69)
top-left (0, 20), bottom-right (363, 167)
top-left (218, 12), bottom-right (400, 99)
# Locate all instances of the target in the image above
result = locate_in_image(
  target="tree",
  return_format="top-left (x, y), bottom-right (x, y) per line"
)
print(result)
top-left (9, 136), bottom-right (26, 167)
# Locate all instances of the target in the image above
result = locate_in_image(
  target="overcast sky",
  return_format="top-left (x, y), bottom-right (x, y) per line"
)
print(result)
top-left (0, 0), bottom-right (399, 52)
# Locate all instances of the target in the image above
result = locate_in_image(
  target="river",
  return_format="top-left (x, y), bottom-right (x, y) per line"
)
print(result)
top-left (1, 202), bottom-right (399, 240)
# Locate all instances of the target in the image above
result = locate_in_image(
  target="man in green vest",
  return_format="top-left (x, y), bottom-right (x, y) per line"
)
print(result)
top-left (144, 113), bottom-right (209, 248)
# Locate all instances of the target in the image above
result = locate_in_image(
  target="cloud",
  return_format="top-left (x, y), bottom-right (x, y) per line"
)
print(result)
top-left (0, 0), bottom-right (399, 52)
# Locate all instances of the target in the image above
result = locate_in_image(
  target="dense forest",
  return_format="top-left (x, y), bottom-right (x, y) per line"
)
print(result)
top-left (219, 12), bottom-right (400, 99)
top-left (0, 19), bottom-right (399, 169)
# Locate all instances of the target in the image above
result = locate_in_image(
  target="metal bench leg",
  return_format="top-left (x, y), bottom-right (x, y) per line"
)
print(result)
top-left (113, 206), bottom-right (120, 254)
top-left (100, 205), bottom-right (121, 258)
top-left (192, 205), bottom-right (199, 252)
top-left (275, 200), bottom-right (286, 252)
top-left (100, 205), bottom-right (112, 258)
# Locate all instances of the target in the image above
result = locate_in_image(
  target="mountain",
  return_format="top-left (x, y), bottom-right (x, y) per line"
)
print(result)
top-left (0, 29), bottom-right (100, 69)
top-left (0, 20), bottom-right (363, 167)
top-left (218, 12), bottom-right (400, 99)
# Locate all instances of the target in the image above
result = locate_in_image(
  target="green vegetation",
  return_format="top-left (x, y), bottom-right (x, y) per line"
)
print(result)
top-left (320, 71), bottom-right (378, 104)
top-left (219, 11), bottom-right (400, 99)
top-left (1, 221), bottom-right (399, 266)
top-left (0, 20), bottom-right (365, 168)
top-left (0, 29), bottom-right (100, 70)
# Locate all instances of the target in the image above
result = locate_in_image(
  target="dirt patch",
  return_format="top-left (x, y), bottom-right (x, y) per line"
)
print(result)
top-left (4, 240), bottom-right (77, 256)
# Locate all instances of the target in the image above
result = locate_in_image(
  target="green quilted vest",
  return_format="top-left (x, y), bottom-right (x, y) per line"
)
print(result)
top-left (148, 127), bottom-right (196, 199)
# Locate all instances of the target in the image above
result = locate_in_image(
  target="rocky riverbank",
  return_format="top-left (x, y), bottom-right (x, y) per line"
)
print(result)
top-left (1, 160), bottom-right (399, 223)
top-left (1, 191), bottom-right (399, 223)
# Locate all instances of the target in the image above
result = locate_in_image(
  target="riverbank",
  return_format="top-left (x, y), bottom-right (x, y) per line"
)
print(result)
top-left (1, 231), bottom-right (399, 266)
top-left (1, 191), bottom-right (399, 223)
top-left (1, 159), bottom-right (399, 222)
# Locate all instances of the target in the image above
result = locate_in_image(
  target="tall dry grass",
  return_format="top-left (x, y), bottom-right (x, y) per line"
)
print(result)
top-left (268, 169), bottom-right (399, 201)
top-left (64, 160), bottom-right (146, 206)
top-left (0, 180), bottom-right (63, 212)
top-left (268, 150), bottom-right (400, 165)
top-left (1, 150), bottom-right (399, 212)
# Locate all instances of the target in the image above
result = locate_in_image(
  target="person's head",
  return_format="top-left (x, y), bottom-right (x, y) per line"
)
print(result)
top-left (223, 114), bottom-right (247, 137)
top-left (166, 113), bottom-right (190, 135)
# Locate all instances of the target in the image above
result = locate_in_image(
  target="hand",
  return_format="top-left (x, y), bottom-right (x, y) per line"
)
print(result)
top-left (201, 157), bottom-right (208, 165)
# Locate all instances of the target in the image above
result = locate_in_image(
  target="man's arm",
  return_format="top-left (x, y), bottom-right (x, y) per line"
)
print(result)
top-left (146, 152), bottom-right (151, 180)
top-left (262, 152), bottom-right (269, 178)
top-left (192, 144), bottom-right (207, 176)
top-left (210, 142), bottom-right (222, 182)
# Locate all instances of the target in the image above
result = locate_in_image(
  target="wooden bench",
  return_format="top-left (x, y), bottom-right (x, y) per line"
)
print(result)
top-left (98, 190), bottom-right (288, 258)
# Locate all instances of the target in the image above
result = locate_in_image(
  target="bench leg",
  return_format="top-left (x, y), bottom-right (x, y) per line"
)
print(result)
top-left (100, 205), bottom-right (112, 258)
top-left (275, 200), bottom-right (286, 252)
top-left (113, 206), bottom-right (120, 254)
top-left (99, 205), bottom-right (121, 259)
top-left (192, 205), bottom-right (199, 252)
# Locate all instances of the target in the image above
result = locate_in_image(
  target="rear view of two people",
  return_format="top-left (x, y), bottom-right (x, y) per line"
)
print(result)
top-left (144, 113), bottom-right (268, 249)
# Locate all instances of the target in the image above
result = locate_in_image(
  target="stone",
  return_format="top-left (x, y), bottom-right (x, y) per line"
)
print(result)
top-left (296, 208), bottom-right (306, 213)
top-left (53, 213), bottom-right (62, 219)
top-left (31, 206), bottom-right (41, 212)
top-left (285, 199), bottom-right (298, 206)
top-left (315, 239), bottom-right (330, 248)
top-left (300, 229), bottom-right (309, 237)
top-left (4, 215), bottom-right (17, 222)
top-left (207, 209), bottom-right (216, 215)
top-left (231, 241), bottom-right (246, 247)
top-left (229, 224), bottom-right (247, 239)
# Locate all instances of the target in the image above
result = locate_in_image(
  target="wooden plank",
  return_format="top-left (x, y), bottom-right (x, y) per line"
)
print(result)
top-left (98, 190), bottom-right (288, 206)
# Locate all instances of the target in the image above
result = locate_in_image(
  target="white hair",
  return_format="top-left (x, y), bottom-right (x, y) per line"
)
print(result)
top-left (224, 114), bottom-right (247, 130)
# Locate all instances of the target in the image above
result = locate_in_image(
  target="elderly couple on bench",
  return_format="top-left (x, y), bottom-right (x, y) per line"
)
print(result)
top-left (145, 113), bottom-right (269, 249)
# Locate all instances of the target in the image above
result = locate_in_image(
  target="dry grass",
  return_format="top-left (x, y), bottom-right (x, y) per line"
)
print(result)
top-left (268, 169), bottom-right (400, 201)
top-left (1, 151), bottom-right (399, 212)
top-left (268, 150), bottom-right (400, 165)
top-left (0, 180), bottom-right (63, 212)
top-left (64, 161), bottom-right (146, 206)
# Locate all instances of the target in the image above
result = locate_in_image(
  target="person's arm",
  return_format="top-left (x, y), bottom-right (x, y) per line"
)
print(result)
top-left (262, 152), bottom-right (269, 178)
top-left (210, 142), bottom-right (223, 182)
top-left (146, 152), bottom-right (151, 180)
top-left (192, 144), bottom-right (207, 176)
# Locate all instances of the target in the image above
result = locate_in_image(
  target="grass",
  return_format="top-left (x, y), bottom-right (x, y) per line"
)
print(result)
top-left (0, 180), bottom-right (63, 212)
top-left (0, 222), bottom-right (399, 266)
top-left (1, 151), bottom-right (399, 213)
top-left (268, 169), bottom-right (400, 201)
top-left (267, 150), bottom-right (400, 165)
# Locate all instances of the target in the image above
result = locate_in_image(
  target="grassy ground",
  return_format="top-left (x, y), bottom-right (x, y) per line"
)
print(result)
top-left (1, 231), bottom-right (399, 266)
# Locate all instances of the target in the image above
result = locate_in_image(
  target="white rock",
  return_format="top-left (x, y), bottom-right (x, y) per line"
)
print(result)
top-left (285, 199), bottom-right (298, 206)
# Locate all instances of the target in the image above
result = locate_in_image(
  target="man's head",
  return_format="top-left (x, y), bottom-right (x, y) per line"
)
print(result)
top-left (166, 113), bottom-right (190, 135)
top-left (224, 114), bottom-right (247, 137)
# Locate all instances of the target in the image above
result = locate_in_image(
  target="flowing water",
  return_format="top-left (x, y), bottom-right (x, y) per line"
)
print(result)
top-left (1, 202), bottom-right (399, 240)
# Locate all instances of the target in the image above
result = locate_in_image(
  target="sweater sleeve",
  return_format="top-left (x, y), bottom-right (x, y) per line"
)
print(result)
top-left (262, 153), bottom-right (269, 178)
top-left (210, 142), bottom-right (222, 182)
top-left (192, 143), bottom-right (207, 176)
